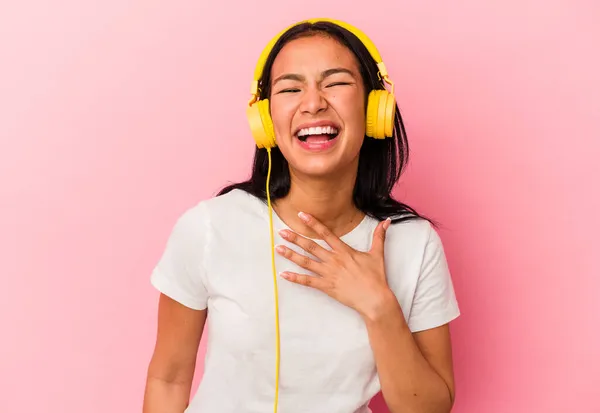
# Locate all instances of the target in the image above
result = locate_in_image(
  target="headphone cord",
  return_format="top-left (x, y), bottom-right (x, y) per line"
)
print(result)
top-left (266, 148), bottom-right (281, 413)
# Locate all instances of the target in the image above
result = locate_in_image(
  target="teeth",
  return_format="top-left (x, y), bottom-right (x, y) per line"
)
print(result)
top-left (297, 126), bottom-right (339, 136)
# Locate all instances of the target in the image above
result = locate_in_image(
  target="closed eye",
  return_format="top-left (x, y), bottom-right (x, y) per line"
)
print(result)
top-left (326, 82), bottom-right (351, 87)
top-left (277, 88), bottom-right (300, 94)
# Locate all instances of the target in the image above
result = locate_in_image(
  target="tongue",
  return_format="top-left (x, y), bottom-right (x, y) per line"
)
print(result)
top-left (304, 134), bottom-right (331, 142)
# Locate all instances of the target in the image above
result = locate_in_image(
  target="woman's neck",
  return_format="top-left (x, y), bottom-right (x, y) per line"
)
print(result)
top-left (273, 170), bottom-right (365, 240)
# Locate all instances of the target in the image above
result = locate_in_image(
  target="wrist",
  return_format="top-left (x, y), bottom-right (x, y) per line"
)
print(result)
top-left (359, 287), bottom-right (405, 326)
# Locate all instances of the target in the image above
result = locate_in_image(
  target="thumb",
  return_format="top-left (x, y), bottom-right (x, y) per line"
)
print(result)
top-left (371, 217), bottom-right (391, 256)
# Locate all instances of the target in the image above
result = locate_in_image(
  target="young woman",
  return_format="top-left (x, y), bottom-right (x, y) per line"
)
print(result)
top-left (143, 19), bottom-right (460, 413)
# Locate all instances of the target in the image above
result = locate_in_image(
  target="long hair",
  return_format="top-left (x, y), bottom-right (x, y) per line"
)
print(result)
top-left (217, 21), bottom-right (431, 225)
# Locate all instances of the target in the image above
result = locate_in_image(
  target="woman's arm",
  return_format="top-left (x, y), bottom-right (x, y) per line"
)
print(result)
top-left (143, 293), bottom-right (207, 413)
top-left (275, 213), bottom-right (458, 412)
top-left (363, 291), bottom-right (455, 413)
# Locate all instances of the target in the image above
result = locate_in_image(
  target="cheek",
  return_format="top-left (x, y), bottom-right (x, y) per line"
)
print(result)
top-left (269, 98), bottom-right (296, 137)
top-left (335, 95), bottom-right (365, 134)
top-left (330, 87), bottom-right (364, 116)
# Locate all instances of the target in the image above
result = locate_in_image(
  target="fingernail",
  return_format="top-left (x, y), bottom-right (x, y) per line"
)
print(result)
top-left (384, 217), bottom-right (391, 230)
top-left (275, 245), bottom-right (285, 254)
top-left (279, 272), bottom-right (290, 279)
top-left (298, 212), bottom-right (309, 222)
top-left (278, 229), bottom-right (288, 238)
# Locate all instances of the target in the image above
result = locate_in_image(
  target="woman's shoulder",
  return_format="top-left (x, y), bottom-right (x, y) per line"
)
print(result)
top-left (175, 188), bottom-right (264, 230)
top-left (183, 188), bottom-right (259, 214)
top-left (379, 215), bottom-right (450, 272)
top-left (160, 188), bottom-right (264, 251)
top-left (385, 215), bottom-right (439, 248)
top-left (204, 188), bottom-right (264, 219)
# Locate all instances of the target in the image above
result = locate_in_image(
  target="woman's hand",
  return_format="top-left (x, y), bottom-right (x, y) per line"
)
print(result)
top-left (275, 211), bottom-right (396, 320)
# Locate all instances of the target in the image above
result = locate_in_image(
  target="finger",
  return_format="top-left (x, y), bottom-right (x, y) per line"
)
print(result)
top-left (370, 217), bottom-right (391, 256)
top-left (297, 212), bottom-right (348, 251)
top-left (280, 271), bottom-right (327, 291)
top-left (279, 229), bottom-right (329, 261)
top-left (275, 245), bottom-right (326, 274)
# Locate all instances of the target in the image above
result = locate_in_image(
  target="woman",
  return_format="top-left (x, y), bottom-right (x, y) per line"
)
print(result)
top-left (143, 19), bottom-right (460, 413)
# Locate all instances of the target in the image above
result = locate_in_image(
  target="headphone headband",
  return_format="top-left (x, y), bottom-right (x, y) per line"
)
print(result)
top-left (248, 18), bottom-right (394, 105)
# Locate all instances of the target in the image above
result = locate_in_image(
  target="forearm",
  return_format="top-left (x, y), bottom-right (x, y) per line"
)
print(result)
top-left (143, 376), bottom-right (192, 413)
top-left (363, 291), bottom-right (453, 413)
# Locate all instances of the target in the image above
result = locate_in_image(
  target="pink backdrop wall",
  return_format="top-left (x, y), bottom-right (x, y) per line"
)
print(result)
top-left (1, 1), bottom-right (598, 412)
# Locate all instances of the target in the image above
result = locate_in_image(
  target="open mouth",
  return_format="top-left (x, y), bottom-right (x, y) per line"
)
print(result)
top-left (296, 125), bottom-right (340, 143)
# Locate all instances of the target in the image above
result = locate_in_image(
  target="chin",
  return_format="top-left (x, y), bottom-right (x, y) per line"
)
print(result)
top-left (293, 165), bottom-right (337, 178)
top-left (279, 132), bottom-right (361, 177)
top-left (289, 155), bottom-right (357, 179)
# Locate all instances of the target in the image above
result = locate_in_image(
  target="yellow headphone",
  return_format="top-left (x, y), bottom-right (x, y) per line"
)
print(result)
top-left (245, 18), bottom-right (397, 412)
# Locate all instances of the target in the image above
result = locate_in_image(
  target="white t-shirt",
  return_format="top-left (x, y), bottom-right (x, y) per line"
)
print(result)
top-left (150, 188), bottom-right (460, 413)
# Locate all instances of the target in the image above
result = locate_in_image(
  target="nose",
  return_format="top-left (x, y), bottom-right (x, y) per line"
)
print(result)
top-left (299, 85), bottom-right (327, 115)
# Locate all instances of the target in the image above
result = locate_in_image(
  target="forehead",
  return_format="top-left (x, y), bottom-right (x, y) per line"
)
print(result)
top-left (270, 34), bottom-right (359, 75)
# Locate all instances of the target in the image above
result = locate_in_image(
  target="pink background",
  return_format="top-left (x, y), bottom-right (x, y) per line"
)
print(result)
top-left (1, 1), bottom-right (598, 412)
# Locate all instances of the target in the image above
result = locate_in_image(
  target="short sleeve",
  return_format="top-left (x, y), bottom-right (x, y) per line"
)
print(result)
top-left (150, 204), bottom-right (210, 310)
top-left (408, 224), bottom-right (460, 332)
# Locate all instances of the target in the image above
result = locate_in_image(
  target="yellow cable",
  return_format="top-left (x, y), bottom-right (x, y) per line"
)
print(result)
top-left (266, 148), bottom-right (281, 412)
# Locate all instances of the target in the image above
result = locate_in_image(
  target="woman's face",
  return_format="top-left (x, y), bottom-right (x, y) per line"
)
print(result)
top-left (268, 34), bottom-right (366, 179)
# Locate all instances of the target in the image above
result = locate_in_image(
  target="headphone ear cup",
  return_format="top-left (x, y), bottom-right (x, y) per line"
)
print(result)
top-left (383, 92), bottom-right (395, 138)
top-left (365, 90), bottom-right (378, 138)
top-left (247, 99), bottom-right (277, 149)
top-left (365, 89), bottom-right (396, 139)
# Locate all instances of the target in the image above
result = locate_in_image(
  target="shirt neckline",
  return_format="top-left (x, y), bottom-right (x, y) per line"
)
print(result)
top-left (250, 192), bottom-right (372, 245)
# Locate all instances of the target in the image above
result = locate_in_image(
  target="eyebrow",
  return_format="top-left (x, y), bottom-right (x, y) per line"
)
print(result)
top-left (272, 67), bottom-right (356, 86)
